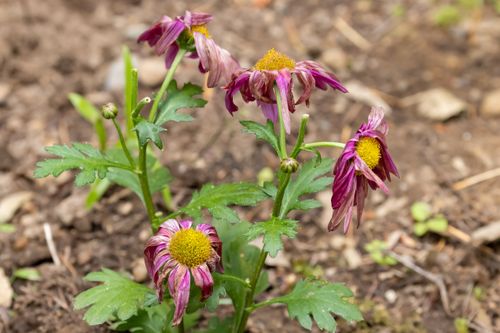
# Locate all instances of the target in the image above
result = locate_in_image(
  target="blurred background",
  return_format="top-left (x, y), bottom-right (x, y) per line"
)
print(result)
top-left (0, 0), bottom-right (499, 332)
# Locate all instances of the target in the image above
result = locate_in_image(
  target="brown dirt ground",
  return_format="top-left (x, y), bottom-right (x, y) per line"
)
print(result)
top-left (1, 0), bottom-right (499, 332)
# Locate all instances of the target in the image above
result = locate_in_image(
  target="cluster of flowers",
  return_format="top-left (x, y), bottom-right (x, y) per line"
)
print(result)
top-left (139, 10), bottom-right (398, 324)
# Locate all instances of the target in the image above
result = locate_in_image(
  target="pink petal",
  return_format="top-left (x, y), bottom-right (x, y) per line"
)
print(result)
top-left (168, 265), bottom-right (191, 326)
top-left (191, 264), bottom-right (214, 300)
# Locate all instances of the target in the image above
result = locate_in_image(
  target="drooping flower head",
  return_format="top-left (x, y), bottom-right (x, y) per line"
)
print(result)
top-left (138, 11), bottom-right (239, 87)
top-left (224, 48), bottom-right (348, 133)
top-left (144, 219), bottom-right (223, 325)
top-left (330, 107), bottom-right (399, 233)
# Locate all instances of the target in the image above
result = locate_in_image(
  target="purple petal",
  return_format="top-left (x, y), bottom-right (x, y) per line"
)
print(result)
top-left (224, 71), bottom-right (251, 114)
top-left (275, 70), bottom-right (293, 134)
top-left (191, 264), bottom-right (214, 300)
top-left (293, 68), bottom-right (315, 106)
top-left (164, 43), bottom-right (180, 68)
top-left (155, 19), bottom-right (185, 55)
top-left (179, 219), bottom-right (193, 229)
top-left (182, 11), bottom-right (212, 26)
top-left (354, 157), bottom-right (389, 193)
top-left (168, 265), bottom-right (191, 326)
top-left (256, 101), bottom-right (278, 124)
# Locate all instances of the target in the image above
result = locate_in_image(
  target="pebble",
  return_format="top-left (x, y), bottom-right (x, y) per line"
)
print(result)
top-left (0, 83), bottom-right (11, 105)
top-left (132, 258), bottom-right (148, 282)
top-left (0, 268), bottom-right (13, 307)
top-left (0, 191), bottom-right (33, 224)
top-left (480, 89), bottom-right (500, 117)
top-left (384, 289), bottom-right (397, 304)
top-left (104, 55), bottom-right (138, 91)
top-left (138, 57), bottom-right (167, 87)
top-left (343, 247), bottom-right (362, 269)
top-left (55, 193), bottom-right (88, 226)
top-left (117, 202), bottom-right (133, 216)
top-left (414, 88), bottom-right (466, 121)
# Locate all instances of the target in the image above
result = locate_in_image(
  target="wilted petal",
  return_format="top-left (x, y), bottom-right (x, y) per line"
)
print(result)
top-left (168, 265), bottom-right (191, 326)
top-left (164, 43), bottom-right (180, 68)
top-left (275, 70), bottom-right (293, 133)
top-left (191, 264), bottom-right (214, 300)
top-left (155, 19), bottom-right (185, 55)
top-left (257, 101), bottom-right (278, 124)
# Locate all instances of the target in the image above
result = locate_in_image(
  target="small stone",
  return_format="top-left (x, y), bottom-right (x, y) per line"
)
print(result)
top-left (105, 55), bottom-right (137, 91)
top-left (414, 88), bottom-right (466, 121)
top-left (384, 289), bottom-right (397, 304)
top-left (132, 258), bottom-right (148, 282)
top-left (481, 89), bottom-right (500, 117)
top-left (0, 83), bottom-right (11, 105)
top-left (0, 191), bottom-right (33, 224)
top-left (343, 247), bottom-right (362, 269)
top-left (138, 58), bottom-right (167, 87)
top-left (14, 236), bottom-right (29, 250)
top-left (117, 202), bottom-right (133, 215)
top-left (77, 249), bottom-right (93, 265)
top-left (0, 268), bottom-right (13, 307)
top-left (320, 48), bottom-right (348, 71)
top-left (55, 192), bottom-right (87, 226)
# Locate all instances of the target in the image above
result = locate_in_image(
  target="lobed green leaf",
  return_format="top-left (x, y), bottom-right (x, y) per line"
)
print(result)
top-left (273, 279), bottom-right (363, 332)
top-left (155, 81), bottom-right (206, 126)
top-left (240, 120), bottom-right (280, 155)
top-left (247, 218), bottom-right (298, 257)
top-left (74, 268), bottom-right (154, 325)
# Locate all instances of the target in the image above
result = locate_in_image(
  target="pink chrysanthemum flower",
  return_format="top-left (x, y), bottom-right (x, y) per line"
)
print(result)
top-left (330, 107), bottom-right (399, 233)
top-left (224, 48), bottom-right (347, 133)
top-left (138, 11), bottom-right (239, 87)
top-left (144, 219), bottom-right (223, 325)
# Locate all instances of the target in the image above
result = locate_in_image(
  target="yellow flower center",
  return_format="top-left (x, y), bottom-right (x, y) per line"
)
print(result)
top-left (169, 229), bottom-right (212, 268)
top-left (189, 24), bottom-right (210, 38)
top-left (356, 137), bottom-right (381, 169)
top-left (254, 48), bottom-right (296, 71)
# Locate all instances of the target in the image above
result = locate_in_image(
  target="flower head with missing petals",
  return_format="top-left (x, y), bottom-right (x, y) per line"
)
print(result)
top-left (329, 107), bottom-right (399, 233)
top-left (144, 219), bottom-right (223, 325)
top-left (224, 48), bottom-right (347, 133)
top-left (138, 11), bottom-right (239, 87)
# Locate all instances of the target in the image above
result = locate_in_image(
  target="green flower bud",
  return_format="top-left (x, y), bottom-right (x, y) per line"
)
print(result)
top-left (101, 102), bottom-right (118, 119)
top-left (280, 158), bottom-right (299, 173)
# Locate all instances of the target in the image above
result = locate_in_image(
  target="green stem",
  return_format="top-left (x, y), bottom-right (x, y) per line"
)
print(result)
top-left (302, 141), bottom-right (346, 150)
top-left (112, 118), bottom-right (136, 168)
top-left (274, 86), bottom-right (287, 159)
top-left (215, 273), bottom-right (251, 289)
top-left (290, 114), bottom-right (309, 158)
top-left (149, 48), bottom-right (187, 122)
top-left (138, 144), bottom-right (156, 226)
top-left (235, 173), bottom-right (292, 333)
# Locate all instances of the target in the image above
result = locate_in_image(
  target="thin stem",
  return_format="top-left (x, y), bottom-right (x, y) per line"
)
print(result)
top-left (290, 114), bottom-right (309, 159)
top-left (302, 141), bottom-right (346, 150)
top-left (106, 162), bottom-right (136, 172)
top-left (137, 144), bottom-right (156, 226)
top-left (112, 118), bottom-right (136, 168)
top-left (274, 86), bottom-right (287, 159)
top-left (235, 172), bottom-right (292, 333)
top-left (246, 298), bottom-right (280, 312)
top-left (149, 48), bottom-right (187, 122)
top-left (215, 273), bottom-right (251, 289)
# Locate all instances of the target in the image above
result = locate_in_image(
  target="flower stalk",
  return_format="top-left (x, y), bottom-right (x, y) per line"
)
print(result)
top-left (149, 48), bottom-right (187, 122)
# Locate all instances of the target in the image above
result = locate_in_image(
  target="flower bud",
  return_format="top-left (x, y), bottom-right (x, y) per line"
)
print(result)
top-left (280, 158), bottom-right (299, 173)
top-left (101, 102), bottom-right (118, 119)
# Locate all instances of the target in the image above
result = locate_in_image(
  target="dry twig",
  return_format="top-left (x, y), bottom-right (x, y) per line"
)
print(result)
top-left (43, 223), bottom-right (61, 266)
top-left (452, 167), bottom-right (500, 191)
top-left (333, 18), bottom-right (371, 50)
top-left (388, 250), bottom-right (451, 315)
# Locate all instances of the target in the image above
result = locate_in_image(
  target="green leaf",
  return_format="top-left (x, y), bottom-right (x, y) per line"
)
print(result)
top-left (410, 202), bottom-right (432, 222)
top-left (13, 268), bottom-right (41, 281)
top-left (426, 216), bottom-right (448, 233)
top-left (273, 280), bottom-right (362, 332)
top-left (0, 223), bottom-right (16, 233)
top-left (240, 120), bottom-right (279, 155)
top-left (68, 93), bottom-right (107, 150)
top-left (197, 317), bottom-right (233, 333)
top-left (206, 274), bottom-right (227, 312)
top-left (68, 93), bottom-right (100, 123)
top-left (247, 218), bottom-right (298, 257)
top-left (280, 158), bottom-right (333, 217)
top-left (134, 119), bottom-right (165, 149)
top-left (123, 45), bottom-right (137, 134)
top-left (177, 183), bottom-right (269, 222)
top-left (113, 303), bottom-right (167, 333)
top-left (74, 268), bottom-right (154, 325)
top-left (208, 206), bottom-right (240, 224)
top-left (155, 81), bottom-right (206, 125)
top-left (85, 178), bottom-right (112, 209)
top-left (364, 240), bottom-right (397, 266)
top-left (413, 222), bottom-right (428, 236)
top-left (34, 143), bottom-right (130, 186)
top-left (211, 218), bottom-right (268, 316)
